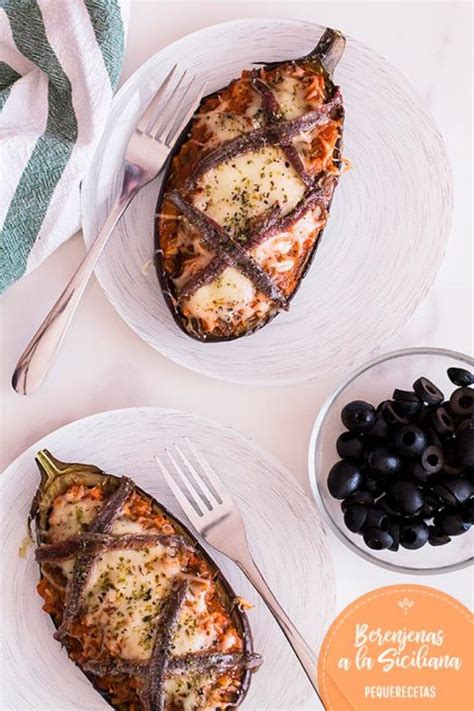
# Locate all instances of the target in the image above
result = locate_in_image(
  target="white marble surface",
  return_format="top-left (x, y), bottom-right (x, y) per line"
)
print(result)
top-left (1, 0), bottom-right (472, 618)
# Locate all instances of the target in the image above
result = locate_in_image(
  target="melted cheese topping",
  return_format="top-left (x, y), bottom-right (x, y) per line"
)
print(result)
top-left (193, 146), bottom-right (306, 236)
top-left (251, 209), bottom-right (325, 274)
top-left (270, 75), bottom-right (309, 118)
top-left (83, 545), bottom-right (181, 660)
top-left (48, 488), bottom-right (102, 542)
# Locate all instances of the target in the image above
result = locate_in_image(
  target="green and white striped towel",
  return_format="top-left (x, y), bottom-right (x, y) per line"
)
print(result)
top-left (0, 0), bottom-right (129, 293)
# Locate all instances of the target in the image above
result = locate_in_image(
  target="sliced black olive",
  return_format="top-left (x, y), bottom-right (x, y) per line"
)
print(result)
top-left (363, 527), bottom-right (394, 550)
top-left (430, 407), bottom-right (455, 437)
top-left (421, 445), bottom-right (444, 474)
top-left (365, 473), bottom-right (388, 497)
top-left (378, 495), bottom-right (399, 516)
top-left (341, 491), bottom-right (374, 512)
top-left (393, 389), bottom-right (420, 403)
top-left (428, 526), bottom-right (451, 546)
top-left (462, 499), bottom-right (474, 524)
top-left (449, 387), bottom-right (474, 416)
top-left (434, 509), bottom-right (471, 536)
top-left (413, 377), bottom-right (444, 405)
top-left (443, 461), bottom-right (462, 477)
top-left (363, 506), bottom-right (390, 531)
top-left (367, 447), bottom-right (401, 475)
top-left (343, 504), bottom-right (369, 533)
top-left (381, 401), bottom-right (411, 426)
top-left (336, 432), bottom-right (365, 461)
top-left (457, 428), bottom-right (474, 468)
top-left (433, 478), bottom-right (473, 507)
top-left (424, 427), bottom-right (442, 448)
top-left (341, 401), bottom-right (376, 433)
top-left (400, 521), bottom-right (429, 549)
top-left (327, 460), bottom-right (362, 499)
top-left (421, 493), bottom-right (443, 519)
top-left (394, 426), bottom-right (427, 457)
top-left (388, 521), bottom-right (400, 551)
top-left (407, 461), bottom-right (432, 485)
top-left (394, 400), bottom-right (422, 418)
top-left (447, 367), bottom-right (474, 387)
top-left (367, 414), bottom-right (391, 440)
top-left (387, 481), bottom-right (424, 516)
top-left (456, 417), bottom-right (474, 434)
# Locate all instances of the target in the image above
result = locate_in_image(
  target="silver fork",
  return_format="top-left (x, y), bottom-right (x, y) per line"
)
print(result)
top-left (156, 439), bottom-right (327, 708)
top-left (12, 67), bottom-right (207, 396)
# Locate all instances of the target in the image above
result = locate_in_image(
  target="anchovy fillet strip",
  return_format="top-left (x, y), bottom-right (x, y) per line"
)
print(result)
top-left (175, 181), bottom-right (330, 301)
top-left (167, 191), bottom-right (287, 305)
top-left (54, 477), bottom-right (134, 640)
top-left (82, 651), bottom-right (263, 678)
top-left (141, 581), bottom-right (190, 711)
top-left (36, 533), bottom-right (195, 562)
top-left (187, 88), bottom-right (342, 185)
top-left (251, 76), bottom-right (312, 185)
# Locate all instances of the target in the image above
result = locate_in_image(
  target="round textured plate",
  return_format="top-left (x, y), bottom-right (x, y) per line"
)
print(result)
top-left (1, 407), bottom-right (334, 710)
top-left (81, 19), bottom-right (452, 385)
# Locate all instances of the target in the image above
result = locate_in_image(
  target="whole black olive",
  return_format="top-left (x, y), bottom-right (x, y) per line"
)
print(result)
top-left (367, 447), bottom-right (401, 475)
top-left (341, 491), bottom-right (374, 512)
top-left (462, 499), bottom-right (474, 524)
top-left (428, 526), bottom-right (451, 546)
top-left (387, 481), bottom-right (424, 516)
top-left (367, 414), bottom-right (391, 439)
top-left (389, 521), bottom-right (401, 551)
top-left (336, 432), bottom-right (366, 461)
top-left (365, 473), bottom-right (388, 497)
top-left (400, 521), bottom-right (429, 549)
top-left (447, 367), bottom-right (474, 387)
top-left (344, 504), bottom-right (369, 533)
top-left (327, 460), bottom-right (363, 499)
top-left (433, 478), bottom-right (473, 507)
top-left (341, 400), bottom-right (376, 433)
top-left (431, 407), bottom-right (455, 437)
top-left (363, 528), bottom-right (394, 550)
top-left (434, 509), bottom-right (471, 536)
top-left (457, 428), bottom-right (474, 468)
top-left (413, 377), bottom-right (444, 405)
top-left (449, 387), bottom-right (474, 416)
top-left (421, 445), bottom-right (444, 474)
top-left (363, 506), bottom-right (391, 532)
top-left (394, 426), bottom-right (427, 457)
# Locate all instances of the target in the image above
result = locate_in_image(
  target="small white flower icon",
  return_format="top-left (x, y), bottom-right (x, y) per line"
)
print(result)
top-left (398, 598), bottom-right (415, 614)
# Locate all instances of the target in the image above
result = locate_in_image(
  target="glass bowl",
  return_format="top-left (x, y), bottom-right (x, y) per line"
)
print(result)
top-left (308, 347), bottom-right (474, 574)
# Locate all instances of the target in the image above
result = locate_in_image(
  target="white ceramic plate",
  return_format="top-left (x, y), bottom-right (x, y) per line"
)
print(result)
top-left (1, 407), bottom-right (334, 710)
top-left (81, 19), bottom-right (452, 385)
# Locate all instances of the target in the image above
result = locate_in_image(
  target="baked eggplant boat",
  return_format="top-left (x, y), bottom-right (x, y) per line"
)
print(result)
top-left (155, 28), bottom-right (346, 341)
top-left (30, 450), bottom-right (261, 710)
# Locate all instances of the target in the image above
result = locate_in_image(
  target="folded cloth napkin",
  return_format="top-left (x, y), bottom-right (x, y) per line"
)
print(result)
top-left (0, 0), bottom-right (128, 293)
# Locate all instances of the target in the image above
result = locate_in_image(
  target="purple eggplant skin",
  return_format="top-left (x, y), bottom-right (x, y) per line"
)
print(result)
top-left (30, 450), bottom-right (257, 711)
top-left (154, 28), bottom-right (346, 343)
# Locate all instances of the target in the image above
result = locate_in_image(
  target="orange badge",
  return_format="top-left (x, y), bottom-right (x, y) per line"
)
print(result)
top-left (318, 585), bottom-right (473, 710)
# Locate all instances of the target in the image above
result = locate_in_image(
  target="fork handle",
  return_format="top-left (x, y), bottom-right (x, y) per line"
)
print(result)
top-left (12, 187), bottom-right (136, 396)
top-left (236, 553), bottom-right (325, 708)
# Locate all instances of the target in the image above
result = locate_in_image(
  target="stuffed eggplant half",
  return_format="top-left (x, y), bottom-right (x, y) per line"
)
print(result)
top-left (30, 450), bottom-right (260, 710)
top-left (155, 28), bottom-right (346, 341)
